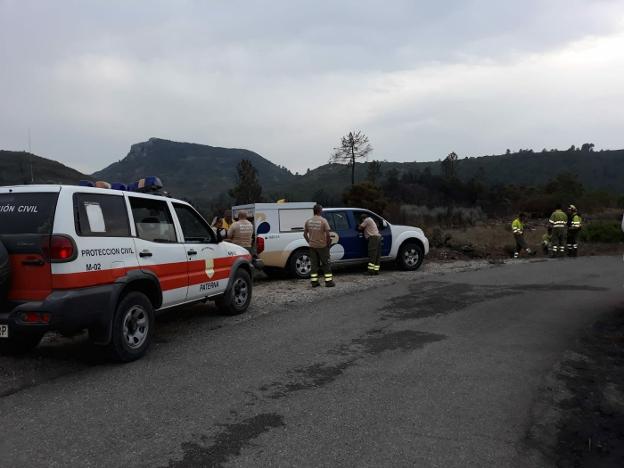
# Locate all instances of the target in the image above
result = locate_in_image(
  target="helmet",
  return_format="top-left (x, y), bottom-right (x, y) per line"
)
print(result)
top-left (568, 204), bottom-right (577, 212)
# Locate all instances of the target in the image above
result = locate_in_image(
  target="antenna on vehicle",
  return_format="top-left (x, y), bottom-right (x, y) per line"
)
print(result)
top-left (27, 128), bottom-right (34, 183)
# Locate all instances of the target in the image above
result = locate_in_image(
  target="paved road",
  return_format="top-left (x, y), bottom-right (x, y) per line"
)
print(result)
top-left (1, 256), bottom-right (622, 467)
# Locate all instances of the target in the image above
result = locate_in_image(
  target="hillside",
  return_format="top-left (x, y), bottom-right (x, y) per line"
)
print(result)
top-left (93, 138), bottom-right (295, 199)
top-left (1, 142), bottom-right (623, 210)
top-left (281, 149), bottom-right (624, 201)
top-left (0, 151), bottom-right (91, 186)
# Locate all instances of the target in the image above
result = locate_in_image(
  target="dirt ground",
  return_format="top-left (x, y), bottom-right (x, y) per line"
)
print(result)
top-left (528, 310), bottom-right (624, 467)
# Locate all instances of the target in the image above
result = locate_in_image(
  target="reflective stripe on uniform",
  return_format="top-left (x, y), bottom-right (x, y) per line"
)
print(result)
top-left (373, 265), bottom-right (380, 271)
top-left (368, 263), bottom-right (375, 270)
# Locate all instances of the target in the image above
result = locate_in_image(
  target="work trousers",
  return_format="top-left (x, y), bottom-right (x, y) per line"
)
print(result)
top-left (550, 227), bottom-right (567, 257)
top-left (310, 247), bottom-right (333, 284)
top-left (367, 235), bottom-right (382, 272)
top-left (567, 229), bottom-right (579, 256)
top-left (513, 234), bottom-right (528, 258)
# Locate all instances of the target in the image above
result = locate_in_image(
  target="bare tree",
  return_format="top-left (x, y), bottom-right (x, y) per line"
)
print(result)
top-left (331, 130), bottom-right (373, 186)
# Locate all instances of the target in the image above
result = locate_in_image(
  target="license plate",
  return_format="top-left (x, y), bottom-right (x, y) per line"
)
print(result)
top-left (0, 324), bottom-right (8, 338)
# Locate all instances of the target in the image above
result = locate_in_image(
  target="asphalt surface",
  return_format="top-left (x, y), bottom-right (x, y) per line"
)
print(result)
top-left (1, 256), bottom-right (622, 467)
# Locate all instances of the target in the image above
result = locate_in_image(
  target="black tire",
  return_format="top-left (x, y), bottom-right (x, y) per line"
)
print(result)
top-left (107, 291), bottom-right (154, 362)
top-left (0, 331), bottom-right (44, 355)
top-left (289, 249), bottom-right (312, 279)
top-left (396, 241), bottom-right (424, 271)
top-left (216, 268), bottom-right (252, 316)
top-left (0, 240), bottom-right (10, 309)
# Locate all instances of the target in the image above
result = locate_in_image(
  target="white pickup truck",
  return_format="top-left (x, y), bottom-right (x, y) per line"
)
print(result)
top-left (233, 203), bottom-right (429, 278)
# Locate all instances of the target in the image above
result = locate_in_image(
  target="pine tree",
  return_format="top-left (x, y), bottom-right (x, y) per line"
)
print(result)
top-left (230, 159), bottom-right (263, 204)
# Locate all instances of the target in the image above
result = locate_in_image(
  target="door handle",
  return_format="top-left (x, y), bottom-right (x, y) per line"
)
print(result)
top-left (22, 258), bottom-right (45, 266)
top-left (187, 249), bottom-right (198, 256)
top-left (139, 250), bottom-right (153, 258)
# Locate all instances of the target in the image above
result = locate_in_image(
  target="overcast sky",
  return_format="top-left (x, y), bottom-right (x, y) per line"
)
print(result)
top-left (1, 0), bottom-right (623, 174)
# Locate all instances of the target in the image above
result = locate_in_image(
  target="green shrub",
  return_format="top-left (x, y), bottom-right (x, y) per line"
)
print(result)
top-left (579, 221), bottom-right (624, 243)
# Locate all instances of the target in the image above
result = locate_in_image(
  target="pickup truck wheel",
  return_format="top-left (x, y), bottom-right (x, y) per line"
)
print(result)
top-left (289, 249), bottom-right (312, 279)
top-left (107, 291), bottom-right (154, 362)
top-left (216, 269), bottom-right (252, 316)
top-left (397, 241), bottom-right (424, 271)
top-left (0, 331), bottom-right (44, 355)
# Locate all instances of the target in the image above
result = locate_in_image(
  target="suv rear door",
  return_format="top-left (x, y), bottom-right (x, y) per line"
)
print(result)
top-left (0, 188), bottom-right (60, 301)
top-left (128, 196), bottom-right (189, 307)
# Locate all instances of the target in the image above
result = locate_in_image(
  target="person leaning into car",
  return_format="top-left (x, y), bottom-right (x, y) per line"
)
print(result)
top-left (359, 213), bottom-right (382, 275)
top-left (304, 204), bottom-right (335, 288)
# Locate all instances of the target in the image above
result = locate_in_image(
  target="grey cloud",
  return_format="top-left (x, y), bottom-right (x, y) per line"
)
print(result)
top-left (0, 0), bottom-right (623, 173)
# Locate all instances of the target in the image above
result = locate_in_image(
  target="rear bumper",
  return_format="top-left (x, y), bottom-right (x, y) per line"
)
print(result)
top-left (0, 284), bottom-right (121, 335)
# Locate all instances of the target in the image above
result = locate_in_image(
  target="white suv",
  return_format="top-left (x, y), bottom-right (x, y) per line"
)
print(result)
top-left (0, 181), bottom-right (253, 361)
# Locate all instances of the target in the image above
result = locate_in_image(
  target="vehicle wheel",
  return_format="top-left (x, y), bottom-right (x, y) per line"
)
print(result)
top-left (216, 269), bottom-right (252, 316)
top-left (0, 331), bottom-right (44, 355)
top-left (0, 240), bottom-right (10, 310)
top-left (289, 249), bottom-right (312, 279)
top-left (396, 241), bottom-right (424, 271)
top-left (107, 291), bottom-right (154, 362)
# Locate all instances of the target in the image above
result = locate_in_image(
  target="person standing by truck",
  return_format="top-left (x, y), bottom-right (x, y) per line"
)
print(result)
top-left (359, 213), bottom-right (382, 275)
top-left (304, 204), bottom-right (335, 288)
top-left (548, 204), bottom-right (568, 257)
top-left (227, 210), bottom-right (254, 254)
top-left (566, 204), bottom-right (582, 257)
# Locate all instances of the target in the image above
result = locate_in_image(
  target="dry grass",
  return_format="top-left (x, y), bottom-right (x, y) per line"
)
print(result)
top-left (424, 222), bottom-right (623, 260)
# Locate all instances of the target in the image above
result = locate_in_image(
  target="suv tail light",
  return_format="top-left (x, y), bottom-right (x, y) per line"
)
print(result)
top-left (256, 236), bottom-right (265, 255)
top-left (45, 235), bottom-right (77, 262)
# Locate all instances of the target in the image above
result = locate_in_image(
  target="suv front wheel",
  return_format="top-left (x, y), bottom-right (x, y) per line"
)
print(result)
top-left (216, 269), bottom-right (252, 315)
top-left (107, 291), bottom-right (154, 362)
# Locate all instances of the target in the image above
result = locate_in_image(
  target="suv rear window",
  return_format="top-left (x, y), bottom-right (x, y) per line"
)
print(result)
top-left (74, 193), bottom-right (130, 237)
top-left (0, 192), bottom-right (58, 235)
top-left (129, 197), bottom-right (178, 243)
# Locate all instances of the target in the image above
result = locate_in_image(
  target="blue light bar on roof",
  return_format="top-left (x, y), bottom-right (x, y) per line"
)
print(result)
top-left (111, 182), bottom-right (128, 191)
top-left (79, 180), bottom-right (95, 187)
top-left (133, 176), bottom-right (163, 193)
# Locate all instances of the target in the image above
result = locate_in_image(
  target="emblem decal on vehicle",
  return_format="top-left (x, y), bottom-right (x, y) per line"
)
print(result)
top-left (205, 258), bottom-right (215, 279)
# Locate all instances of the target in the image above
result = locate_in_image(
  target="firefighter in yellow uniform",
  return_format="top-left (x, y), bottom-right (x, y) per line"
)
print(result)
top-left (566, 204), bottom-right (582, 257)
top-left (304, 204), bottom-right (335, 288)
top-left (548, 204), bottom-right (568, 257)
top-left (511, 212), bottom-right (531, 258)
top-left (359, 214), bottom-right (382, 275)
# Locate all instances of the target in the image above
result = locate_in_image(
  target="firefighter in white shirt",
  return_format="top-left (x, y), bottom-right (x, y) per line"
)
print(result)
top-left (227, 211), bottom-right (254, 254)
